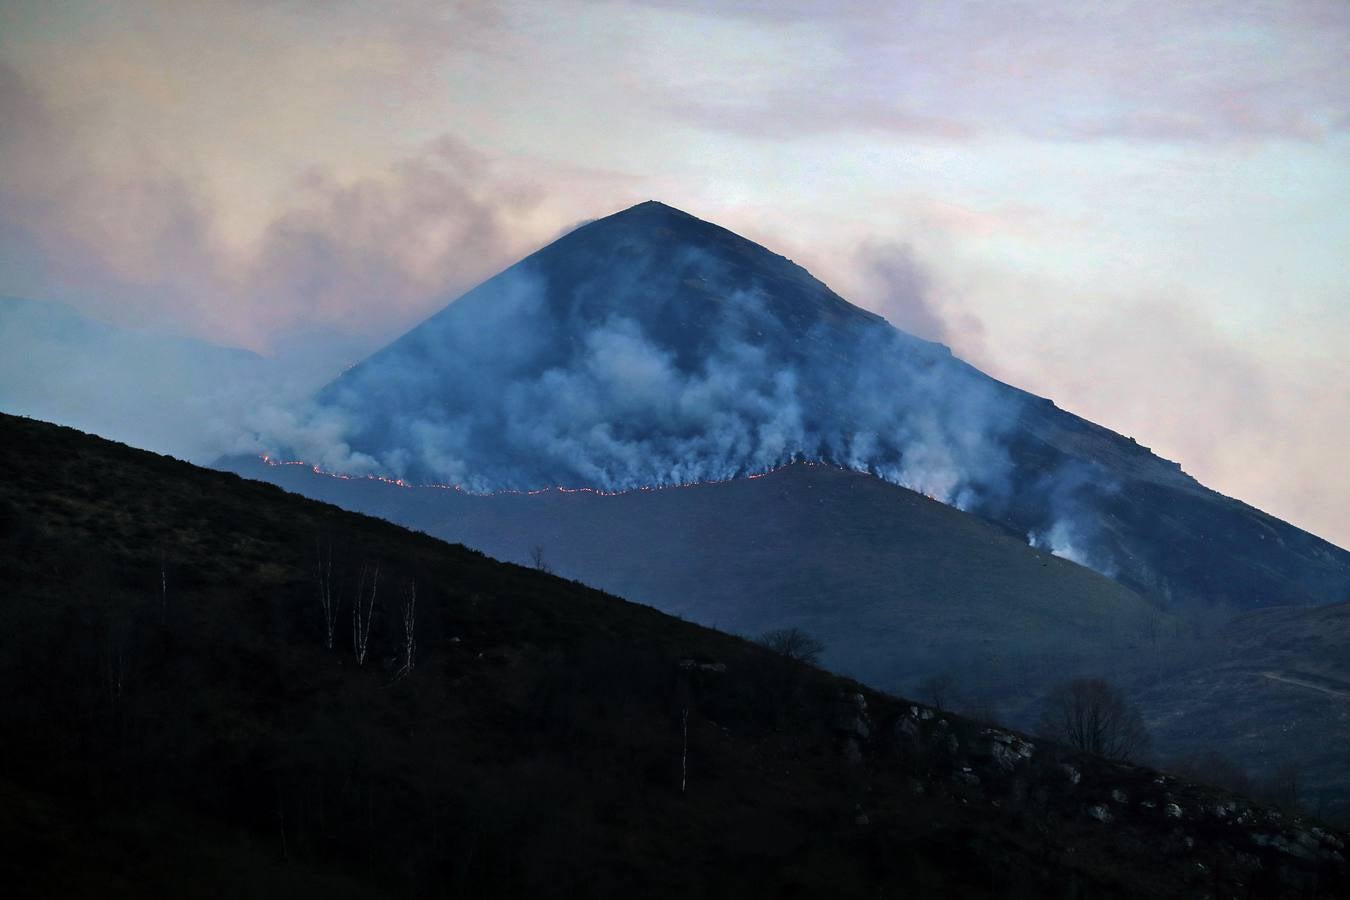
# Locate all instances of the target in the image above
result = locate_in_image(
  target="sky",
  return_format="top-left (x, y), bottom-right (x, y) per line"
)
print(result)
top-left (1, 0), bottom-right (1348, 547)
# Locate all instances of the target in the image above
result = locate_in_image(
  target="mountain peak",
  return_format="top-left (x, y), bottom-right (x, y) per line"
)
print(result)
top-left (296, 203), bottom-right (1350, 612)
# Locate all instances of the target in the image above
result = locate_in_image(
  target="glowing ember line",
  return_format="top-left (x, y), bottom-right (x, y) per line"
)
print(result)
top-left (255, 453), bottom-right (822, 498)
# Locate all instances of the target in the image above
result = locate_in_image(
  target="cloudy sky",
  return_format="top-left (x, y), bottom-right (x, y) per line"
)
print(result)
top-left (2, 0), bottom-right (1348, 546)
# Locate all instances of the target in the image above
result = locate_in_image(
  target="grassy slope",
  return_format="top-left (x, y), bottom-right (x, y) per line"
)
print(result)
top-left (2, 413), bottom-right (1345, 898)
top-left (1138, 602), bottom-right (1350, 822)
top-left (230, 458), bottom-right (1163, 701)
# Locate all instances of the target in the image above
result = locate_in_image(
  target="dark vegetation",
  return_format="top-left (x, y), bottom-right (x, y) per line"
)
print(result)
top-left (757, 627), bottom-right (825, 665)
top-left (230, 456), bottom-right (1350, 820)
top-left (2, 413), bottom-right (1347, 898)
top-left (1037, 678), bottom-right (1151, 763)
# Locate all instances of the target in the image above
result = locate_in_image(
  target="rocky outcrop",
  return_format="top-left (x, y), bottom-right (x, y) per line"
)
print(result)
top-left (846, 693), bottom-right (1349, 896)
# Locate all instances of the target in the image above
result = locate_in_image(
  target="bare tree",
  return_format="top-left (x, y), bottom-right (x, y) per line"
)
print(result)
top-left (397, 577), bottom-right (416, 677)
top-left (529, 544), bottom-right (551, 575)
top-left (159, 547), bottom-right (168, 623)
top-left (1037, 677), bottom-right (1150, 762)
top-left (103, 620), bottom-right (130, 710)
top-left (675, 661), bottom-right (693, 794)
top-left (757, 627), bottom-right (825, 666)
top-left (680, 705), bottom-right (689, 794)
top-left (918, 673), bottom-right (958, 711)
top-left (316, 539), bottom-right (343, 650)
top-left (352, 562), bottom-right (380, 667)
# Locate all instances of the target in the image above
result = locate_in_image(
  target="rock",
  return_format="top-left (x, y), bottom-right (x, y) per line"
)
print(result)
top-left (1311, 826), bottom-right (1344, 851)
top-left (1111, 789), bottom-right (1128, 804)
top-left (952, 767), bottom-right (980, 787)
top-left (987, 741), bottom-right (1020, 772)
top-left (1058, 764), bottom-right (1081, 786)
top-left (1087, 804), bottom-right (1113, 824)
top-left (971, 729), bottom-right (1034, 773)
top-left (832, 692), bottom-right (870, 739)
top-left (1253, 831), bottom-right (1318, 862)
top-left (1165, 802), bottom-right (1183, 819)
top-left (678, 658), bottom-right (727, 673)
top-left (896, 716), bottom-right (921, 742)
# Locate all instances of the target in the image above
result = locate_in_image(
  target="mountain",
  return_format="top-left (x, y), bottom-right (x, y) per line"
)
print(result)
top-left (4, 412), bottom-right (1347, 898)
top-left (286, 201), bottom-right (1350, 612)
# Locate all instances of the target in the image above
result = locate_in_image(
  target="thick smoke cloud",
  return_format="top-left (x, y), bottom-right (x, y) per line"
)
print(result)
top-left (1025, 460), bottom-right (1121, 576)
top-left (0, 62), bottom-right (539, 354)
top-left (260, 239), bottom-right (1025, 521)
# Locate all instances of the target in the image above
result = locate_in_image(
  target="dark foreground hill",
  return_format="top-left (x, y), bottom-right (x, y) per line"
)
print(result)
top-left (288, 200), bottom-right (1350, 612)
top-left (3, 413), bottom-right (1346, 898)
top-left (229, 454), bottom-right (1350, 820)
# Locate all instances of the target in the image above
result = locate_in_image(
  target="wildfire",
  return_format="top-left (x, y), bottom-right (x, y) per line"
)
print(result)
top-left (255, 453), bottom-right (811, 499)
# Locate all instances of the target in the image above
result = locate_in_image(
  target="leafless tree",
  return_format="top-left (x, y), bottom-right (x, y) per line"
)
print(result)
top-left (103, 621), bottom-right (129, 710)
top-left (680, 705), bottom-right (689, 794)
top-left (757, 627), bottom-right (824, 666)
top-left (352, 562), bottom-right (380, 666)
top-left (529, 544), bottom-right (551, 575)
top-left (675, 662), bottom-right (692, 794)
top-left (918, 673), bottom-right (958, 711)
top-left (159, 548), bottom-right (168, 622)
top-left (1037, 677), bottom-right (1150, 762)
top-left (397, 578), bottom-right (416, 677)
top-left (316, 539), bottom-right (343, 650)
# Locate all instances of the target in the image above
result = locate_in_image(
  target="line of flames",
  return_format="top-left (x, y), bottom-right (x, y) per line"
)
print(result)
top-left (256, 453), bottom-right (817, 499)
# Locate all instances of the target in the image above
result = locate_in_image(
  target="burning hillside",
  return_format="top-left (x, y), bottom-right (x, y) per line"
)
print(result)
top-left (245, 201), bottom-right (1350, 611)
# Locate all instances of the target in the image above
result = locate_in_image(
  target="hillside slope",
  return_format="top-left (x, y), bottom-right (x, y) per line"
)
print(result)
top-left (228, 456), bottom-right (1162, 700)
top-left (1139, 602), bottom-right (1350, 823)
top-left (288, 200), bottom-right (1350, 611)
top-left (4, 412), bottom-right (1346, 898)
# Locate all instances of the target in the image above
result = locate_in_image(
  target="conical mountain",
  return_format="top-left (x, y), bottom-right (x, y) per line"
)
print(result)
top-left (302, 201), bottom-right (1350, 611)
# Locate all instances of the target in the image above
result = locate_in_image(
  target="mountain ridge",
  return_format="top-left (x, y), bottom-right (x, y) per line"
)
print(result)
top-left (275, 200), bottom-right (1349, 611)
